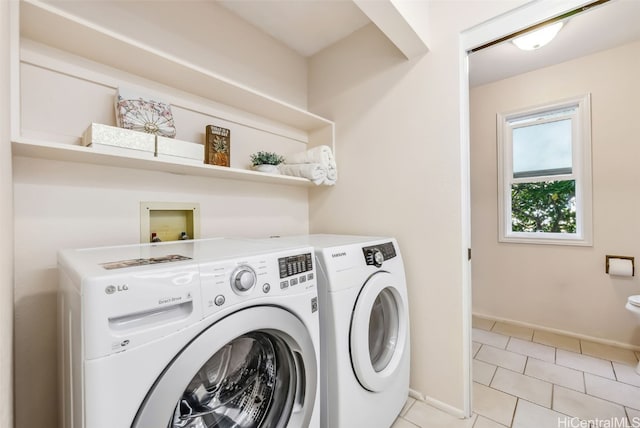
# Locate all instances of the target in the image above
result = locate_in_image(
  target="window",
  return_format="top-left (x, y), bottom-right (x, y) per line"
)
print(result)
top-left (497, 94), bottom-right (592, 245)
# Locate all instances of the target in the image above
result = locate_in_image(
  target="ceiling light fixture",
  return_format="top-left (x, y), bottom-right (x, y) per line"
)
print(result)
top-left (512, 21), bottom-right (564, 51)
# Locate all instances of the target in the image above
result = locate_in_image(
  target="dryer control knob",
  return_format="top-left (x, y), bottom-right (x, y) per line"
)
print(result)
top-left (231, 266), bottom-right (257, 293)
top-left (366, 249), bottom-right (384, 268)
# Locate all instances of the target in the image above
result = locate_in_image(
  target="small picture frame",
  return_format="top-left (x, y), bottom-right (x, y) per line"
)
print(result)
top-left (205, 125), bottom-right (231, 167)
top-left (115, 87), bottom-right (177, 138)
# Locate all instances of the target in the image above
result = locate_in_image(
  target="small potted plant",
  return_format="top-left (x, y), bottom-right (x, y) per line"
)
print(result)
top-left (250, 151), bottom-right (285, 174)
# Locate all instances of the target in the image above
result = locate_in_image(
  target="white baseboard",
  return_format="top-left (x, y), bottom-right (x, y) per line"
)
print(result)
top-left (473, 312), bottom-right (640, 352)
top-left (408, 388), bottom-right (469, 419)
top-left (408, 388), bottom-right (424, 401)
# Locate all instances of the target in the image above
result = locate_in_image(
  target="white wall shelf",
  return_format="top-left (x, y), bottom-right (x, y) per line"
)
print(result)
top-left (12, 138), bottom-right (313, 187)
top-left (19, 0), bottom-right (333, 133)
top-left (11, 0), bottom-right (335, 188)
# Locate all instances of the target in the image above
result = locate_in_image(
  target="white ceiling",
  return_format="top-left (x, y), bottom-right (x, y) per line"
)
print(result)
top-left (469, 0), bottom-right (640, 87)
top-left (217, 0), bottom-right (640, 87)
top-left (217, 0), bottom-right (371, 57)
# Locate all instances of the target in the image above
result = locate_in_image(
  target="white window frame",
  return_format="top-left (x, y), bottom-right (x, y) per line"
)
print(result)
top-left (497, 94), bottom-right (592, 246)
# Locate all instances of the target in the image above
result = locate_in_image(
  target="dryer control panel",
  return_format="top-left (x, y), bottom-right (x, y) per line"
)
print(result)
top-left (363, 242), bottom-right (397, 268)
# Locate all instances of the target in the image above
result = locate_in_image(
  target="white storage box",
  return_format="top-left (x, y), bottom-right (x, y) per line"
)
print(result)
top-left (82, 123), bottom-right (155, 158)
top-left (156, 136), bottom-right (204, 165)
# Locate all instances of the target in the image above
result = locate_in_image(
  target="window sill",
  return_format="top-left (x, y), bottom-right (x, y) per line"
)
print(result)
top-left (499, 233), bottom-right (592, 247)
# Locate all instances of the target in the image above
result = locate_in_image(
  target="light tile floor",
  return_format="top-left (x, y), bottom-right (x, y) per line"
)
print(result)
top-left (392, 317), bottom-right (640, 428)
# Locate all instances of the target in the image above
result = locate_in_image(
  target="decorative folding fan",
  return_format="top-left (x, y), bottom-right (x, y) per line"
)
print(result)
top-left (115, 88), bottom-right (176, 138)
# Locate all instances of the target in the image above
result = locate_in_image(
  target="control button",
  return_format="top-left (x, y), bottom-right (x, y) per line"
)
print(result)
top-left (280, 280), bottom-right (289, 289)
top-left (311, 297), bottom-right (318, 313)
top-left (214, 295), bottom-right (225, 306)
top-left (231, 265), bottom-right (257, 293)
top-left (290, 278), bottom-right (298, 286)
top-left (365, 248), bottom-right (384, 268)
top-left (299, 275), bottom-right (306, 283)
top-left (308, 272), bottom-right (314, 280)
top-left (262, 283), bottom-right (271, 293)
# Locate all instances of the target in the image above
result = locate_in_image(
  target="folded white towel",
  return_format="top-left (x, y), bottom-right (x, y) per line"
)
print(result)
top-left (326, 164), bottom-right (337, 181)
top-left (286, 145), bottom-right (336, 168)
top-left (279, 163), bottom-right (327, 186)
top-left (285, 145), bottom-right (337, 185)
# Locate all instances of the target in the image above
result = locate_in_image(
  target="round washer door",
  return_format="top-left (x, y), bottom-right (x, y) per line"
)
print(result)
top-left (133, 306), bottom-right (317, 428)
top-left (350, 271), bottom-right (408, 392)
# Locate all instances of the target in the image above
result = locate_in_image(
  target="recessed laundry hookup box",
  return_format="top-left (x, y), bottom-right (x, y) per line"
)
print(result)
top-left (82, 123), bottom-right (155, 158)
top-left (156, 136), bottom-right (204, 165)
top-left (140, 202), bottom-right (201, 243)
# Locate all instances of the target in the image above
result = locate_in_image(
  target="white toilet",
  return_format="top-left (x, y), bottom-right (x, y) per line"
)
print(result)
top-left (625, 295), bottom-right (640, 375)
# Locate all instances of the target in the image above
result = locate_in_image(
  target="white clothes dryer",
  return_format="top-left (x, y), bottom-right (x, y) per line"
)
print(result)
top-left (263, 235), bottom-right (410, 428)
top-left (58, 238), bottom-right (320, 428)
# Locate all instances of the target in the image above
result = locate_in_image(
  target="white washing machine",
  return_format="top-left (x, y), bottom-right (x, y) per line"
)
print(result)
top-left (262, 235), bottom-right (410, 428)
top-left (58, 238), bottom-right (320, 428)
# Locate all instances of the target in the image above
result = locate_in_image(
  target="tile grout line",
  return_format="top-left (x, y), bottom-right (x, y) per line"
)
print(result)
top-left (612, 361), bottom-right (619, 382)
top-left (510, 397), bottom-right (520, 427)
top-left (474, 343), bottom-right (483, 359)
top-left (488, 362), bottom-right (498, 386)
top-left (398, 416), bottom-right (421, 428)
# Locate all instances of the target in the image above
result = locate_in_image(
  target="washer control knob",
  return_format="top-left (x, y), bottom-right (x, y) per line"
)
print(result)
top-left (231, 265), bottom-right (257, 293)
top-left (366, 249), bottom-right (384, 268)
top-left (214, 295), bottom-right (225, 306)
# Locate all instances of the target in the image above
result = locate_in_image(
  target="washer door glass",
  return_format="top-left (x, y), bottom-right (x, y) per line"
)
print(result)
top-left (172, 332), bottom-right (295, 428)
top-left (133, 306), bottom-right (318, 428)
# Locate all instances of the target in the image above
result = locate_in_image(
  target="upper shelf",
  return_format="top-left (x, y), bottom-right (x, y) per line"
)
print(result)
top-left (12, 138), bottom-right (313, 187)
top-left (19, 0), bottom-right (333, 133)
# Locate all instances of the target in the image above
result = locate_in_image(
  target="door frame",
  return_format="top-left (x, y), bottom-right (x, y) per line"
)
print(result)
top-left (458, 0), bottom-right (594, 417)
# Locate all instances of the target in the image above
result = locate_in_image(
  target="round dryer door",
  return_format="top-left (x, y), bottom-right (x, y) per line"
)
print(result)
top-left (350, 271), bottom-right (408, 392)
top-left (133, 306), bottom-right (317, 428)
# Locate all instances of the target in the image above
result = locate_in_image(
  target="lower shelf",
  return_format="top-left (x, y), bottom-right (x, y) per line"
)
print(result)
top-left (11, 138), bottom-right (313, 187)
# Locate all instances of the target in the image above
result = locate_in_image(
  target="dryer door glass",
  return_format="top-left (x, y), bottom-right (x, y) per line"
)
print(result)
top-left (170, 332), bottom-right (296, 428)
top-left (350, 271), bottom-right (408, 392)
top-left (368, 288), bottom-right (399, 372)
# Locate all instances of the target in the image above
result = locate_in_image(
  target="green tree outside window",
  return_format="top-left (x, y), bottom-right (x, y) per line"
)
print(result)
top-left (511, 180), bottom-right (576, 233)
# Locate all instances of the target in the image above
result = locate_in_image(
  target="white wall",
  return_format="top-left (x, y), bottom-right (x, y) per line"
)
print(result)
top-left (41, 0), bottom-right (308, 108)
top-left (471, 40), bottom-right (640, 348)
top-left (1, 1), bottom-right (14, 427)
top-left (12, 4), bottom-right (310, 428)
top-left (307, 0), bottom-right (525, 414)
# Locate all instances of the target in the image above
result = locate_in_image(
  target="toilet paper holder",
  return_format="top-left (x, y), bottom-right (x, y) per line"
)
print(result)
top-left (605, 255), bottom-right (635, 276)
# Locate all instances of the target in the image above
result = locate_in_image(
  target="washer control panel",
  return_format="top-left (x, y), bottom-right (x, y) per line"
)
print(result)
top-left (279, 253), bottom-right (313, 278)
top-left (363, 242), bottom-right (396, 268)
top-left (200, 249), bottom-right (315, 318)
